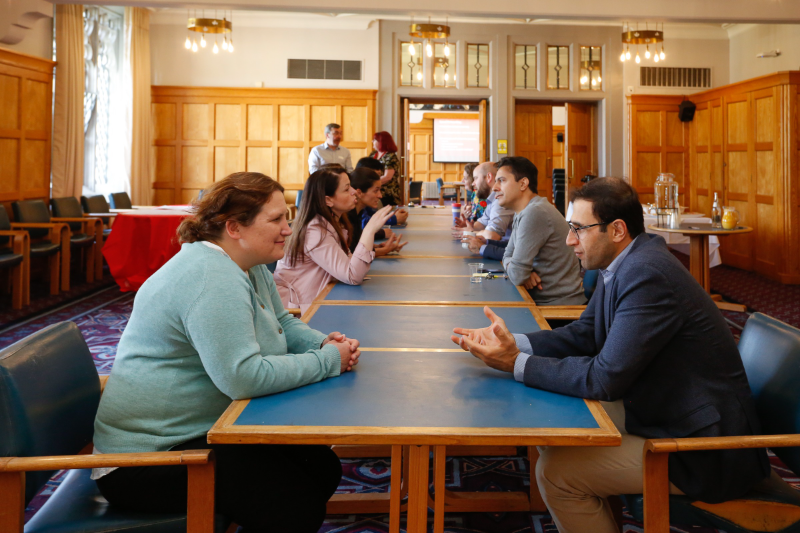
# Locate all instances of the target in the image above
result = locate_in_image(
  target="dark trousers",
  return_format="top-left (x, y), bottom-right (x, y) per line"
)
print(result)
top-left (96, 437), bottom-right (342, 533)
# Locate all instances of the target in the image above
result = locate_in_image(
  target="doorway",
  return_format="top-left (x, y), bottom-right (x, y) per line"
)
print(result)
top-left (399, 99), bottom-right (488, 204)
top-left (514, 100), bottom-right (598, 213)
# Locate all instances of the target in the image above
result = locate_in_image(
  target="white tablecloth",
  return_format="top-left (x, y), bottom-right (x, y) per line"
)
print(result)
top-left (644, 215), bottom-right (721, 268)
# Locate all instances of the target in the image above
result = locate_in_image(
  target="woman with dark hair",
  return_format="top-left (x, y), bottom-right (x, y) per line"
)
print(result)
top-left (93, 172), bottom-right (359, 532)
top-left (274, 164), bottom-right (394, 314)
top-left (369, 131), bottom-right (402, 206)
top-left (346, 167), bottom-right (408, 254)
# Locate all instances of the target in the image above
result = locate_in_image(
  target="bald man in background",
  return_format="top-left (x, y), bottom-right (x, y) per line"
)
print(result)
top-left (453, 162), bottom-right (514, 241)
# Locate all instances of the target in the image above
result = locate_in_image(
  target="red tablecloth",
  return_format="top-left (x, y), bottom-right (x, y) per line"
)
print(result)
top-left (102, 210), bottom-right (191, 291)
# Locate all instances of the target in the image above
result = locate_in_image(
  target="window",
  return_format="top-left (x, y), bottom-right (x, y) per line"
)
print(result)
top-left (433, 42), bottom-right (456, 88)
top-left (400, 41), bottom-right (422, 87)
top-left (83, 6), bottom-right (124, 196)
top-left (547, 45), bottom-right (570, 90)
top-left (514, 44), bottom-right (537, 89)
top-left (466, 43), bottom-right (489, 88)
top-left (580, 46), bottom-right (602, 91)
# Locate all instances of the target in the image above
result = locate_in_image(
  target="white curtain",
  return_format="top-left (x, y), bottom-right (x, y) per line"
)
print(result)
top-left (52, 4), bottom-right (85, 199)
top-left (124, 7), bottom-right (152, 206)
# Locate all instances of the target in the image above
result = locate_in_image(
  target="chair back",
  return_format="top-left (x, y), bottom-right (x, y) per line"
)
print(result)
top-left (12, 199), bottom-right (51, 239)
top-left (0, 204), bottom-right (11, 248)
top-left (583, 269), bottom-right (599, 301)
top-left (82, 195), bottom-right (111, 225)
top-left (109, 192), bottom-right (132, 210)
top-left (51, 197), bottom-right (84, 232)
top-left (197, 189), bottom-right (205, 201)
top-left (739, 313), bottom-right (800, 475)
top-left (552, 169), bottom-right (566, 217)
top-left (436, 177), bottom-right (444, 193)
top-left (295, 189), bottom-right (303, 208)
top-left (0, 322), bottom-right (101, 504)
top-left (409, 181), bottom-right (423, 202)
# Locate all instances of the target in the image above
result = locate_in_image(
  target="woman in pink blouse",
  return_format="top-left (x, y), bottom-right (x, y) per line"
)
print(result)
top-left (274, 165), bottom-right (395, 314)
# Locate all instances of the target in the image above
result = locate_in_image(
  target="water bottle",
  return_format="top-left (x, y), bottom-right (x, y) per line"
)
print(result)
top-left (711, 192), bottom-right (722, 228)
top-left (452, 203), bottom-right (461, 225)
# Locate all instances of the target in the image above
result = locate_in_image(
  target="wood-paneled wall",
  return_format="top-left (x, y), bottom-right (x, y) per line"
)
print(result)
top-left (627, 71), bottom-right (800, 283)
top-left (0, 49), bottom-right (56, 214)
top-left (150, 87), bottom-right (376, 205)
top-left (626, 95), bottom-right (690, 206)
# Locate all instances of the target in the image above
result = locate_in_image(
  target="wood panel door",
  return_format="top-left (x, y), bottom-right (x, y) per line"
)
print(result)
top-left (552, 126), bottom-right (565, 170)
top-left (514, 104), bottom-right (553, 202)
top-left (565, 103), bottom-right (595, 186)
top-left (722, 93), bottom-right (754, 270)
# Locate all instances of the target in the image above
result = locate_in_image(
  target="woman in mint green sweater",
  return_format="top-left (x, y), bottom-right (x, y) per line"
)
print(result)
top-left (93, 172), bottom-right (359, 532)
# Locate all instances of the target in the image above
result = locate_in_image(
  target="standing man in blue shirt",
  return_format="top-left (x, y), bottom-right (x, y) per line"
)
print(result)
top-left (308, 123), bottom-right (353, 173)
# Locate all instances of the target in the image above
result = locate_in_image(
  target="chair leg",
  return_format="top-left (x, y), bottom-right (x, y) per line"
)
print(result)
top-left (186, 460), bottom-right (216, 533)
top-left (60, 243), bottom-right (70, 292)
top-left (0, 471), bottom-right (25, 532)
top-left (49, 253), bottom-right (60, 295)
top-left (22, 246), bottom-right (30, 306)
top-left (10, 261), bottom-right (23, 310)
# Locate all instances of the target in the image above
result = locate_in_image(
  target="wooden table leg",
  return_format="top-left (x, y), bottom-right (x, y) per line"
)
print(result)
top-left (432, 446), bottom-right (446, 533)
top-left (689, 234), bottom-right (710, 293)
top-left (389, 445), bottom-right (403, 533)
top-left (406, 445), bottom-right (430, 533)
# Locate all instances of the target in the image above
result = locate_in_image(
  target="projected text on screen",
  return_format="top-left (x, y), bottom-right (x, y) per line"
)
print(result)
top-left (433, 119), bottom-right (480, 163)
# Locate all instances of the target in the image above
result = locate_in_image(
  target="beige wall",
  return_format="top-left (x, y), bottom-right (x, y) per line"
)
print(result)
top-left (149, 11), bottom-right (379, 89)
top-left (0, 16), bottom-right (52, 60)
top-left (729, 24), bottom-right (800, 83)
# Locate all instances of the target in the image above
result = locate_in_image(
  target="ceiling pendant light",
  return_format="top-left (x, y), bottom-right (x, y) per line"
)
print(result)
top-left (191, 39), bottom-right (198, 52)
top-left (635, 51), bottom-right (641, 64)
top-left (408, 42), bottom-right (416, 56)
top-left (621, 21), bottom-right (664, 65)
top-left (620, 50), bottom-right (626, 61)
top-left (444, 42), bottom-right (450, 57)
top-left (186, 10), bottom-right (234, 54)
top-left (645, 45), bottom-right (650, 59)
top-left (222, 36), bottom-right (228, 50)
top-left (416, 71), bottom-right (422, 80)
top-left (654, 53), bottom-right (660, 63)
top-left (426, 40), bottom-right (433, 57)
top-left (185, 36), bottom-right (191, 49)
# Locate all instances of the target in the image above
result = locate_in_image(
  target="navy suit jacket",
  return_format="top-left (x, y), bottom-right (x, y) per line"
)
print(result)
top-left (523, 235), bottom-right (769, 503)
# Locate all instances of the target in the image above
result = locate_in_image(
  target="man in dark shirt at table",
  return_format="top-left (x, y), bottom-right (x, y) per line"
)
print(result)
top-left (451, 177), bottom-right (769, 533)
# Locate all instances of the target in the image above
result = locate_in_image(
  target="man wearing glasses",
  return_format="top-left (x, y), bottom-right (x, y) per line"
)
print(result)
top-left (451, 177), bottom-right (769, 533)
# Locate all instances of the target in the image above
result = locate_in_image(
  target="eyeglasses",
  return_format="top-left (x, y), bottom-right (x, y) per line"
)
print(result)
top-left (567, 221), bottom-right (609, 241)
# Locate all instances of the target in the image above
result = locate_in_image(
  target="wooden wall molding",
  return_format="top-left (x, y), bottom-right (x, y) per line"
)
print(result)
top-left (150, 86), bottom-right (376, 205)
top-left (0, 47), bottom-right (55, 211)
top-left (628, 71), bottom-right (800, 284)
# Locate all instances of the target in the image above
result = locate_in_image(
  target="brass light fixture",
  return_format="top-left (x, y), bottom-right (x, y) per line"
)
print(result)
top-left (186, 10), bottom-right (234, 53)
top-left (620, 22), bottom-right (664, 63)
top-left (407, 17), bottom-right (452, 84)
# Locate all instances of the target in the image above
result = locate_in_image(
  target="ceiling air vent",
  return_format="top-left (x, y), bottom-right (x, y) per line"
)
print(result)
top-left (287, 59), bottom-right (362, 80)
top-left (640, 67), bottom-right (712, 88)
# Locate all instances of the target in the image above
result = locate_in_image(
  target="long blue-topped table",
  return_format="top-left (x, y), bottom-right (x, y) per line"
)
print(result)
top-left (304, 304), bottom-right (545, 350)
top-left (208, 351), bottom-right (619, 533)
top-left (211, 209), bottom-right (618, 533)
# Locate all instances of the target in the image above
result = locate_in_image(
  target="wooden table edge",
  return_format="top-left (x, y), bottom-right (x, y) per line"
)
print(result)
top-left (646, 224), bottom-right (753, 235)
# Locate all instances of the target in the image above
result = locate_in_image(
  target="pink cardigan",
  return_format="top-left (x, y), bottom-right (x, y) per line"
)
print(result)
top-left (274, 216), bottom-right (374, 315)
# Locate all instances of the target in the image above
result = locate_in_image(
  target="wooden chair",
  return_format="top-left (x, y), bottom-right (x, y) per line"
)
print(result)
top-left (11, 200), bottom-right (69, 294)
top-left (109, 192), bottom-right (133, 210)
top-left (51, 197), bottom-right (104, 282)
top-left (0, 321), bottom-right (223, 533)
top-left (625, 312), bottom-right (800, 533)
top-left (81, 195), bottom-right (115, 237)
top-left (0, 205), bottom-right (30, 309)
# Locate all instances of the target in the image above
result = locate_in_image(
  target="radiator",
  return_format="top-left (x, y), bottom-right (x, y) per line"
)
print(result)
top-left (422, 182), bottom-right (439, 199)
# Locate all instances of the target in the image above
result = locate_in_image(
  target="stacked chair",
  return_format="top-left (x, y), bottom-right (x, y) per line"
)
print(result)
top-left (552, 169), bottom-right (566, 217)
top-left (409, 181), bottom-right (423, 204)
top-left (0, 321), bottom-right (226, 532)
top-left (623, 312), bottom-right (800, 533)
top-left (10, 200), bottom-right (69, 294)
top-left (51, 197), bottom-right (104, 283)
top-left (0, 205), bottom-right (30, 309)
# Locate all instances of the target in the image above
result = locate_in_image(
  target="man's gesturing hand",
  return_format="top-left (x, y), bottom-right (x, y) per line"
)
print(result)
top-left (450, 306), bottom-right (520, 373)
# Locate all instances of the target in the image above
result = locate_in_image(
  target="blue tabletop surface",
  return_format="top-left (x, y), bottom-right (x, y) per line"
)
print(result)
top-left (370, 257), bottom-right (502, 276)
top-left (307, 305), bottom-right (540, 349)
top-left (384, 230), bottom-right (471, 257)
top-left (235, 351), bottom-right (599, 430)
top-left (324, 275), bottom-right (525, 302)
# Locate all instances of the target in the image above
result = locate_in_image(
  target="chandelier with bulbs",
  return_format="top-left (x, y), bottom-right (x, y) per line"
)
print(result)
top-left (406, 18), bottom-right (451, 82)
top-left (620, 22), bottom-right (665, 64)
top-left (184, 10), bottom-right (235, 54)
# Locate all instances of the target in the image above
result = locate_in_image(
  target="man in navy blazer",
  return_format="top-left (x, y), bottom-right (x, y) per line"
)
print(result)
top-left (452, 177), bottom-right (769, 533)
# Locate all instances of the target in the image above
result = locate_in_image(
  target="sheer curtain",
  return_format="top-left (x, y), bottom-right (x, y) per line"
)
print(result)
top-left (52, 4), bottom-right (85, 199)
top-left (124, 7), bottom-right (152, 206)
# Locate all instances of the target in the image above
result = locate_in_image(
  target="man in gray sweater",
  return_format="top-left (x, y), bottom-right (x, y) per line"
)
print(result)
top-left (495, 156), bottom-right (586, 305)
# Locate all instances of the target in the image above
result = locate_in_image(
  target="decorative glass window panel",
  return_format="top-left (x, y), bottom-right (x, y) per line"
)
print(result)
top-left (547, 45), bottom-right (570, 90)
top-left (433, 42), bottom-right (456, 88)
top-left (467, 43), bottom-right (489, 88)
top-left (514, 44), bottom-right (537, 89)
top-left (400, 41), bottom-right (422, 87)
top-left (580, 46), bottom-right (602, 91)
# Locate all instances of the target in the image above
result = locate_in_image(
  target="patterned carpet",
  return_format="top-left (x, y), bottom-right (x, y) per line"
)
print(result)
top-left (6, 252), bottom-right (800, 532)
